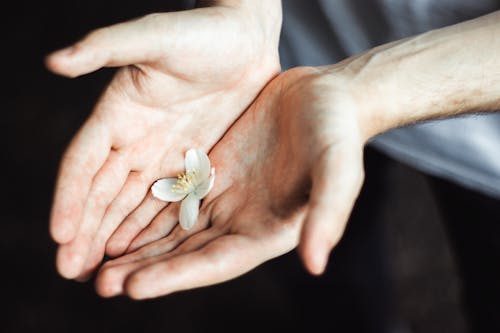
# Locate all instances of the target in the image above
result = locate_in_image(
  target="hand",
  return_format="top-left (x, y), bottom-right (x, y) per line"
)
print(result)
top-left (100, 10), bottom-right (500, 298)
top-left (46, 1), bottom-right (282, 280)
top-left (95, 66), bottom-right (367, 299)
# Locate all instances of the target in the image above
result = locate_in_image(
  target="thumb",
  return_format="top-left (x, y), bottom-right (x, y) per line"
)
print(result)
top-left (299, 145), bottom-right (365, 275)
top-left (45, 14), bottom-right (169, 78)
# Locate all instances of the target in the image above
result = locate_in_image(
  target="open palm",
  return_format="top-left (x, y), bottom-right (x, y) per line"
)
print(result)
top-left (47, 4), bottom-right (281, 280)
top-left (96, 67), bottom-right (367, 299)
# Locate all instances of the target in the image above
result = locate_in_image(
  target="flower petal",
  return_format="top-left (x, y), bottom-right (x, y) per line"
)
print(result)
top-left (185, 148), bottom-right (211, 181)
top-left (151, 178), bottom-right (187, 202)
top-left (194, 170), bottom-right (215, 199)
top-left (179, 193), bottom-right (200, 230)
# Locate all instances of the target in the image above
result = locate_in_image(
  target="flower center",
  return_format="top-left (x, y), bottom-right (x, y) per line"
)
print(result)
top-left (171, 170), bottom-right (199, 193)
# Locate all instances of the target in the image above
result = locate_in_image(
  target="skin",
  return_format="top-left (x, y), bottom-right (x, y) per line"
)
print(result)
top-left (95, 67), bottom-right (366, 299)
top-left (48, 1), bottom-right (500, 297)
top-left (46, 1), bottom-right (282, 280)
top-left (96, 11), bottom-right (500, 299)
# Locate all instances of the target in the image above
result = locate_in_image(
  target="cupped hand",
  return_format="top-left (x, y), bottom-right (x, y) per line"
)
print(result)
top-left (47, 2), bottom-right (282, 280)
top-left (96, 66), bottom-right (367, 299)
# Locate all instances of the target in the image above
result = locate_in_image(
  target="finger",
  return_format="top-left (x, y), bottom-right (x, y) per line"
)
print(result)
top-left (105, 192), bottom-right (168, 257)
top-left (78, 171), bottom-right (150, 279)
top-left (45, 14), bottom-right (169, 78)
top-left (56, 151), bottom-right (129, 279)
top-left (125, 205), bottom-right (180, 253)
top-left (96, 227), bottom-right (221, 297)
top-left (123, 235), bottom-right (267, 300)
top-left (50, 118), bottom-right (111, 244)
top-left (127, 193), bottom-right (215, 253)
top-left (299, 146), bottom-right (365, 275)
top-left (106, 222), bottom-right (216, 269)
top-left (127, 205), bottom-right (208, 252)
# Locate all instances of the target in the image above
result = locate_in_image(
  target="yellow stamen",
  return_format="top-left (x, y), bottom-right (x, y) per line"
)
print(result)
top-left (171, 170), bottom-right (199, 193)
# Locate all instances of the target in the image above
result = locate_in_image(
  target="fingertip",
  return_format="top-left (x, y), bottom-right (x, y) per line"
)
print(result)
top-left (46, 42), bottom-right (102, 78)
top-left (124, 273), bottom-right (148, 300)
top-left (44, 53), bottom-right (58, 72)
top-left (77, 246), bottom-right (106, 283)
top-left (299, 239), bottom-right (328, 276)
top-left (50, 220), bottom-right (76, 244)
top-left (56, 246), bottom-right (85, 280)
top-left (306, 251), bottom-right (328, 276)
top-left (299, 216), bottom-right (332, 275)
top-left (95, 265), bottom-right (123, 298)
top-left (45, 46), bottom-right (83, 78)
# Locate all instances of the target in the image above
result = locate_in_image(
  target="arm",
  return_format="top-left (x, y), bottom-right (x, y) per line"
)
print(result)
top-left (335, 10), bottom-right (500, 140)
top-left (300, 10), bottom-right (500, 273)
top-left (94, 10), bottom-right (500, 299)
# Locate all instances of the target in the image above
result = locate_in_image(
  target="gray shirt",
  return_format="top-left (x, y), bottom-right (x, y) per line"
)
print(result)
top-left (280, 0), bottom-right (500, 198)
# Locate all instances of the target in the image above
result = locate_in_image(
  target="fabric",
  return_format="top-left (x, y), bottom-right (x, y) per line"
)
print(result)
top-left (280, 0), bottom-right (500, 198)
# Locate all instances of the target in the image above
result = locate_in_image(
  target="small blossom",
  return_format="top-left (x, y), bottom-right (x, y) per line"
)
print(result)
top-left (151, 148), bottom-right (215, 230)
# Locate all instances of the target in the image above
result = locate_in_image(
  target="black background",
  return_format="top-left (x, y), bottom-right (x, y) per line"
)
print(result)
top-left (3, 1), bottom-right (468, 332)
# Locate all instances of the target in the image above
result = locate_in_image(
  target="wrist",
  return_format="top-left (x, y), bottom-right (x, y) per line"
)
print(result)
top-left (324, 45), bottom-right (402, 142)
top-left (320, 37), bottom-right (464, 142)
top-left (312, 63), bottom-right (386, 144)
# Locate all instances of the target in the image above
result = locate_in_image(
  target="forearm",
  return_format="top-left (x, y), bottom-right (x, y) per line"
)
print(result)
top-left (327, 11), bottom-right (500, 140)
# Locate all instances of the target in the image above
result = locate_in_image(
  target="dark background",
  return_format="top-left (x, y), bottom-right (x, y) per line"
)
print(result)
top-left (3, 1), bottom-right (469, 332)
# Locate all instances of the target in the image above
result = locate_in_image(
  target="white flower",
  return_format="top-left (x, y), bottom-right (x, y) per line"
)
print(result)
top-left (151, 148), bottom-right (215, 230)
